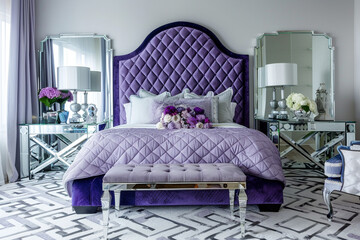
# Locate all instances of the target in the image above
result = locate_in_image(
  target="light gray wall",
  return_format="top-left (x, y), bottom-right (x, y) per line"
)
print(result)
top-left (35, 0), bottom-right (355, 124)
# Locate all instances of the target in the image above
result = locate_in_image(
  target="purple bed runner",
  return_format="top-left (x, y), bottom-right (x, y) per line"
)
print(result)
top-left (63, 127), bottom-right (284, 196)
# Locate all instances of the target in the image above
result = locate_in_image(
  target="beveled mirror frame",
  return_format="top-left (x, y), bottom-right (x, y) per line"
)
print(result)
top-left (254, 31), bottom-right (335, 121)
top-left (39, 33), bottom-right (113, 125)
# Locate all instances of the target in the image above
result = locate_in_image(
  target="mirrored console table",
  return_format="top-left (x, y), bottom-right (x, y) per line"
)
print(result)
top-left (19, 121), bottom-right (107, 179)
top-left (255, 118), bottom-right (356, 170)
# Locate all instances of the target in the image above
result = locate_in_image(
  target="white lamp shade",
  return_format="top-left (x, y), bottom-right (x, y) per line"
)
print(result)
top-left (90, 71), bottom-right (101, 92)
top-left (258, 67), bottom-right (266, 88)
top-left (57, 66), bottom-right (91, 91)
top-left (265, 63), bottom-right (298, 87)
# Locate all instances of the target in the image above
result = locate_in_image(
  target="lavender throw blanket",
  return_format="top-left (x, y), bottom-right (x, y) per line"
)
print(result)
top-left (63, 127), bottom-right (284, 196)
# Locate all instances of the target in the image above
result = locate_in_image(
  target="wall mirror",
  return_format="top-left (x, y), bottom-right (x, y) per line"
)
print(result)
top-left (254, 31), bottom-right (334, 121)
top-left (39, 34), bottom-right (113, 124)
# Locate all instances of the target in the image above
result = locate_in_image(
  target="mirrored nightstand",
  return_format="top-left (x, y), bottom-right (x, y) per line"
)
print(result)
top-left (19, 121), bottom-right (108, 179)
top-left (255, 118), bottom-right (356, 170)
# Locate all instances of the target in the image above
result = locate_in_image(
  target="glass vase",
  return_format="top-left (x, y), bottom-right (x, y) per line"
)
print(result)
top-left (58, 103), bottom-right (69, 124)
top-left (293, 109), bottom-right (311, 121)
top-left (46, 106), bottom-right (58, 124)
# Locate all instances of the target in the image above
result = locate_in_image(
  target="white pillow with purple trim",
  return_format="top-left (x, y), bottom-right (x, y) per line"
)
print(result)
top-left (185, 88), bottom-right (233, 123)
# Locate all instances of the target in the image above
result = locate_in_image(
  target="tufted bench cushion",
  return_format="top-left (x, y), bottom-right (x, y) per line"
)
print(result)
top-left (103, 163), bottom-right (246, 184)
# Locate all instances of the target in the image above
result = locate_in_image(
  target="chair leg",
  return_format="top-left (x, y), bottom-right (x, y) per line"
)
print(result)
top-left (323, 187), bottom-right (333, 221)
top-left (101, 189), bottom-right (111, 239)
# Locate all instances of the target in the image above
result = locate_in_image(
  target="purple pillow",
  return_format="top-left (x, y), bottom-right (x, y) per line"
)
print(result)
top-left (152, 97), bottom-right (218, 124)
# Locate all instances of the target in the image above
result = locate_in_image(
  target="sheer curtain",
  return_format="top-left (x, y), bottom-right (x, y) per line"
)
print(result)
top-left (0, 0), bottom-right (37, 184)
top-left (0, 0), bottom-right (11, 185)
top-left (7, 0), bottom-right (38, 182)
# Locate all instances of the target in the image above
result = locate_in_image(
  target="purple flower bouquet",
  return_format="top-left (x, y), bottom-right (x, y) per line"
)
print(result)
top-left (156, 105), bottom-right (212, 130)
top-left (39, 87), bottom-right (74, 124)
top-left (38, 87), bottom-right (73, 108)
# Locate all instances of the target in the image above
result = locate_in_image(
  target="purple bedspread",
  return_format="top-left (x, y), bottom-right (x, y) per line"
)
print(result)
top-left (63, 127), bottom-right (284, 196)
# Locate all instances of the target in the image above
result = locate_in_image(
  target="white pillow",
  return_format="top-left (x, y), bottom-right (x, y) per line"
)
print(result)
top-left (339, 149), bottom-right (360, 195)
top-left (128, 92), bottom-right (168, 124)
top-left (230, 102), bottom-right (237, 120)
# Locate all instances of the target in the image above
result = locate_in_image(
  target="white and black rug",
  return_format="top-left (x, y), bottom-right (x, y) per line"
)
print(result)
top-left (0, 170), bottom-right (359, 240)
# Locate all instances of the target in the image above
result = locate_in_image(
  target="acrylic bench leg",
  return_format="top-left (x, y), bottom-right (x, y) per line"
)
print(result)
top-left (101, 189), bottom-right (111, 239)
top-left (229, 189), bottom-right (235, 220)
top-left (114, 189), bottom-right (121, 217)
top-left (238, 186), bottom-right (247, 237)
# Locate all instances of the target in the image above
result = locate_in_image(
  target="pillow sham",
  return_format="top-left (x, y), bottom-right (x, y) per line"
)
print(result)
top-left (139, 88), bottom-right (190, 101)
top-left (185, 88), bottom-right (234, 123)
top-left (213, 88), bottom-right (233, 123)
top-left (128, 92), bottom-right (168, 124)
top-left (184, 91), bottom-right (213, 98)
top-left (124, 102), bottom-right (131, 123)
top-left (138, 89), bottom-right (168, 98)
top-left (230, 102), bottom-right (237, 120)
top-left (153, 97), bottom-right (219, 124)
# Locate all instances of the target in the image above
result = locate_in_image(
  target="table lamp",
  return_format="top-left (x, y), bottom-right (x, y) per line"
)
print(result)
top-left (265, 63), bottom-right (298, 120)
top-left (82, 71), bottom-right (101, 123)
top-left (58, 66), bottom-right (91, 123)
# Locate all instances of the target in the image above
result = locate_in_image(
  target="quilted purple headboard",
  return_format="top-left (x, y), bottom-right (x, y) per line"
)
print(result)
top-left (113, 21), bottom-right (249, 127)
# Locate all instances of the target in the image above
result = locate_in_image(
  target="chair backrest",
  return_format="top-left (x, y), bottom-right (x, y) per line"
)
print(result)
top-left (350, 140), bottom-right (360, 146)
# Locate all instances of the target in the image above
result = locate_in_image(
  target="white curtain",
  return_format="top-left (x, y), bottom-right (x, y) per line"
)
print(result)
top-left (0, 0), bottom-right (11, 185)
top-left (7, 0), bottom-right (38, 182)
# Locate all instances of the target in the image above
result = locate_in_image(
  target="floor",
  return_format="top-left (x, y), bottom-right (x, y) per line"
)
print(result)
top-left (0, 166), bottom-right (359, 240)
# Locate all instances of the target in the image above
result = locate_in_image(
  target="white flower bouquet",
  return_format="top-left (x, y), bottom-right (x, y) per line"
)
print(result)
top-left (286, 93), bottom-right (318, 116)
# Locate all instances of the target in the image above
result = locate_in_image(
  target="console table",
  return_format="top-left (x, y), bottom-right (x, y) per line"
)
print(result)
top-left (255, 118), bottom-right (356, 169)
top-left (19, 121), bottom-right (107, 179)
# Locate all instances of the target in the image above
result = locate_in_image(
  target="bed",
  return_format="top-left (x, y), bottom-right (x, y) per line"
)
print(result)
top-left (63, 21), bottom-right (285, 214)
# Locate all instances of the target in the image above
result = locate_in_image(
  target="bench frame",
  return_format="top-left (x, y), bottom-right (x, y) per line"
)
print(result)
top-left (101, 181), bottom-right (247, 238)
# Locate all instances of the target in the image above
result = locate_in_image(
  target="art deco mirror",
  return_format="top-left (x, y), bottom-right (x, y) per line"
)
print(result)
top-left (254, 31), bottom-right (334, 121)
top-left (39, 34), bottom-right (113, 124)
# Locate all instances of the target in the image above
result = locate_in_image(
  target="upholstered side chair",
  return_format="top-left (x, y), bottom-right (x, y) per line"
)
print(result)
top-left (323, 141), bottom-right (360, 221)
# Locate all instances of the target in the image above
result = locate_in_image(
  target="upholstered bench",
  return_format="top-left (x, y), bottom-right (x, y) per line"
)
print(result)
top-left (101, 163), bottom-right (247, 238)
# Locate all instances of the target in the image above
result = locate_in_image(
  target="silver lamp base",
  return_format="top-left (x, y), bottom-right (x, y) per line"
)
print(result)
top-left (268, 99), bottom-right (279, 119)
top-left (276, 99), bottom-right (288, 120)
top-left (69, 102), bottom-right (82, 123)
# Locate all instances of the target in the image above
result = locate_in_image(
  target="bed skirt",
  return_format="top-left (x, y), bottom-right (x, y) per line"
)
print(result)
top-left (71, 174), bottom-right (283, 213)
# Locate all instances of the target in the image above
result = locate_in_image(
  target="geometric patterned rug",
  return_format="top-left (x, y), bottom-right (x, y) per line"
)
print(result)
top-left (0, 170), bottom-right (359, 240)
